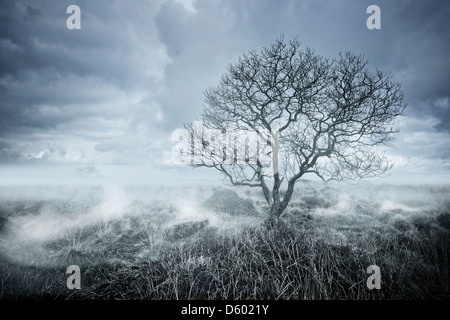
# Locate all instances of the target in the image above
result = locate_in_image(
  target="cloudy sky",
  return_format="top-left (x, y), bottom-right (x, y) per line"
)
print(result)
top-left (0, 0), bottom-right (449, 185)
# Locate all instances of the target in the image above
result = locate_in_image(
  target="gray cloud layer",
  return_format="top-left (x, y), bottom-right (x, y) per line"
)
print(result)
top-left (0, 0), bottom-right (449, 181)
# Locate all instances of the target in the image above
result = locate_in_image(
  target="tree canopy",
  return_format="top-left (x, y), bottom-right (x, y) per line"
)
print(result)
top-left (178, 37), bottom-right (406, 227)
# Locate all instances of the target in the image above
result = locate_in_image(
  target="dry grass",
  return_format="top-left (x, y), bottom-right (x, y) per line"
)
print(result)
top-left (0, 183), bottom-right (449, 300)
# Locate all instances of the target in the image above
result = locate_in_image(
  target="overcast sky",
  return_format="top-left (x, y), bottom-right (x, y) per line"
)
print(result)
top-left (0, 0), bottom-right (449, 185)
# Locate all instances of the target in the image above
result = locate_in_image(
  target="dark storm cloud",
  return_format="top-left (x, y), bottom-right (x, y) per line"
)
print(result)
top-left (153, 0), bottom-right (251, 129)
top-left (0, 0), bottom-right (170, 166)
top-left (383, 0), bottom-right (450, 131)
top-left (0, 1), bottom-right (157, 82)
top-left (0, 0), bottom-right (449, 180)
top-left (0, 0), bottom-right (168, 136)
top-left (155, 0), bottom-right (450, 130)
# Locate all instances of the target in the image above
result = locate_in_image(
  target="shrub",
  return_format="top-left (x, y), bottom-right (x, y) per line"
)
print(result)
top-left (164, 220), bottom-right (210, 241)
top-left (203, 188), bottom-right (257, 215)
top-left (437, 213), bottom-right (450, 230)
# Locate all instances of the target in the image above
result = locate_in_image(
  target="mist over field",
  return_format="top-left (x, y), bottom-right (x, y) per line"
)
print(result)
top-left (0, 180), bottom-right (449, 299)
top-left (0, 183), bottom-right (258, 266)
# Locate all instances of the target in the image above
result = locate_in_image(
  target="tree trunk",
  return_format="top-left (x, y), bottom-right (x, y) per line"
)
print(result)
top-left (263, 179), bottom-right (296, 229)
top-left (264, 207), bottom-right (283, 229)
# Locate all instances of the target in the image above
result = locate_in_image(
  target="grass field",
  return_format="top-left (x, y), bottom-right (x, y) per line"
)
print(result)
top-left (0, 181), bottom-right (449, 299)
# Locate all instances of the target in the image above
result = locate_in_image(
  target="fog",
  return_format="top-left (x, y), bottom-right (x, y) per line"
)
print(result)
top-left (1, 179), bottom-right (449, 267)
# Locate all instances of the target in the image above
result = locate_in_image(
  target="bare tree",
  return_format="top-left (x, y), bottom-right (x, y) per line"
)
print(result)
top-left (177, 37), bottom-right (406, 228)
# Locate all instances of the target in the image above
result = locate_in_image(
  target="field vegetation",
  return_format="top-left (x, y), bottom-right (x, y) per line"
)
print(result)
top-left (0, 181), bottom-right (449, 299)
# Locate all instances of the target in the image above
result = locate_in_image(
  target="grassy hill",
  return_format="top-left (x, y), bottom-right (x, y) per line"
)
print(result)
top-left (0, 182), bottom-right (449, 299)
